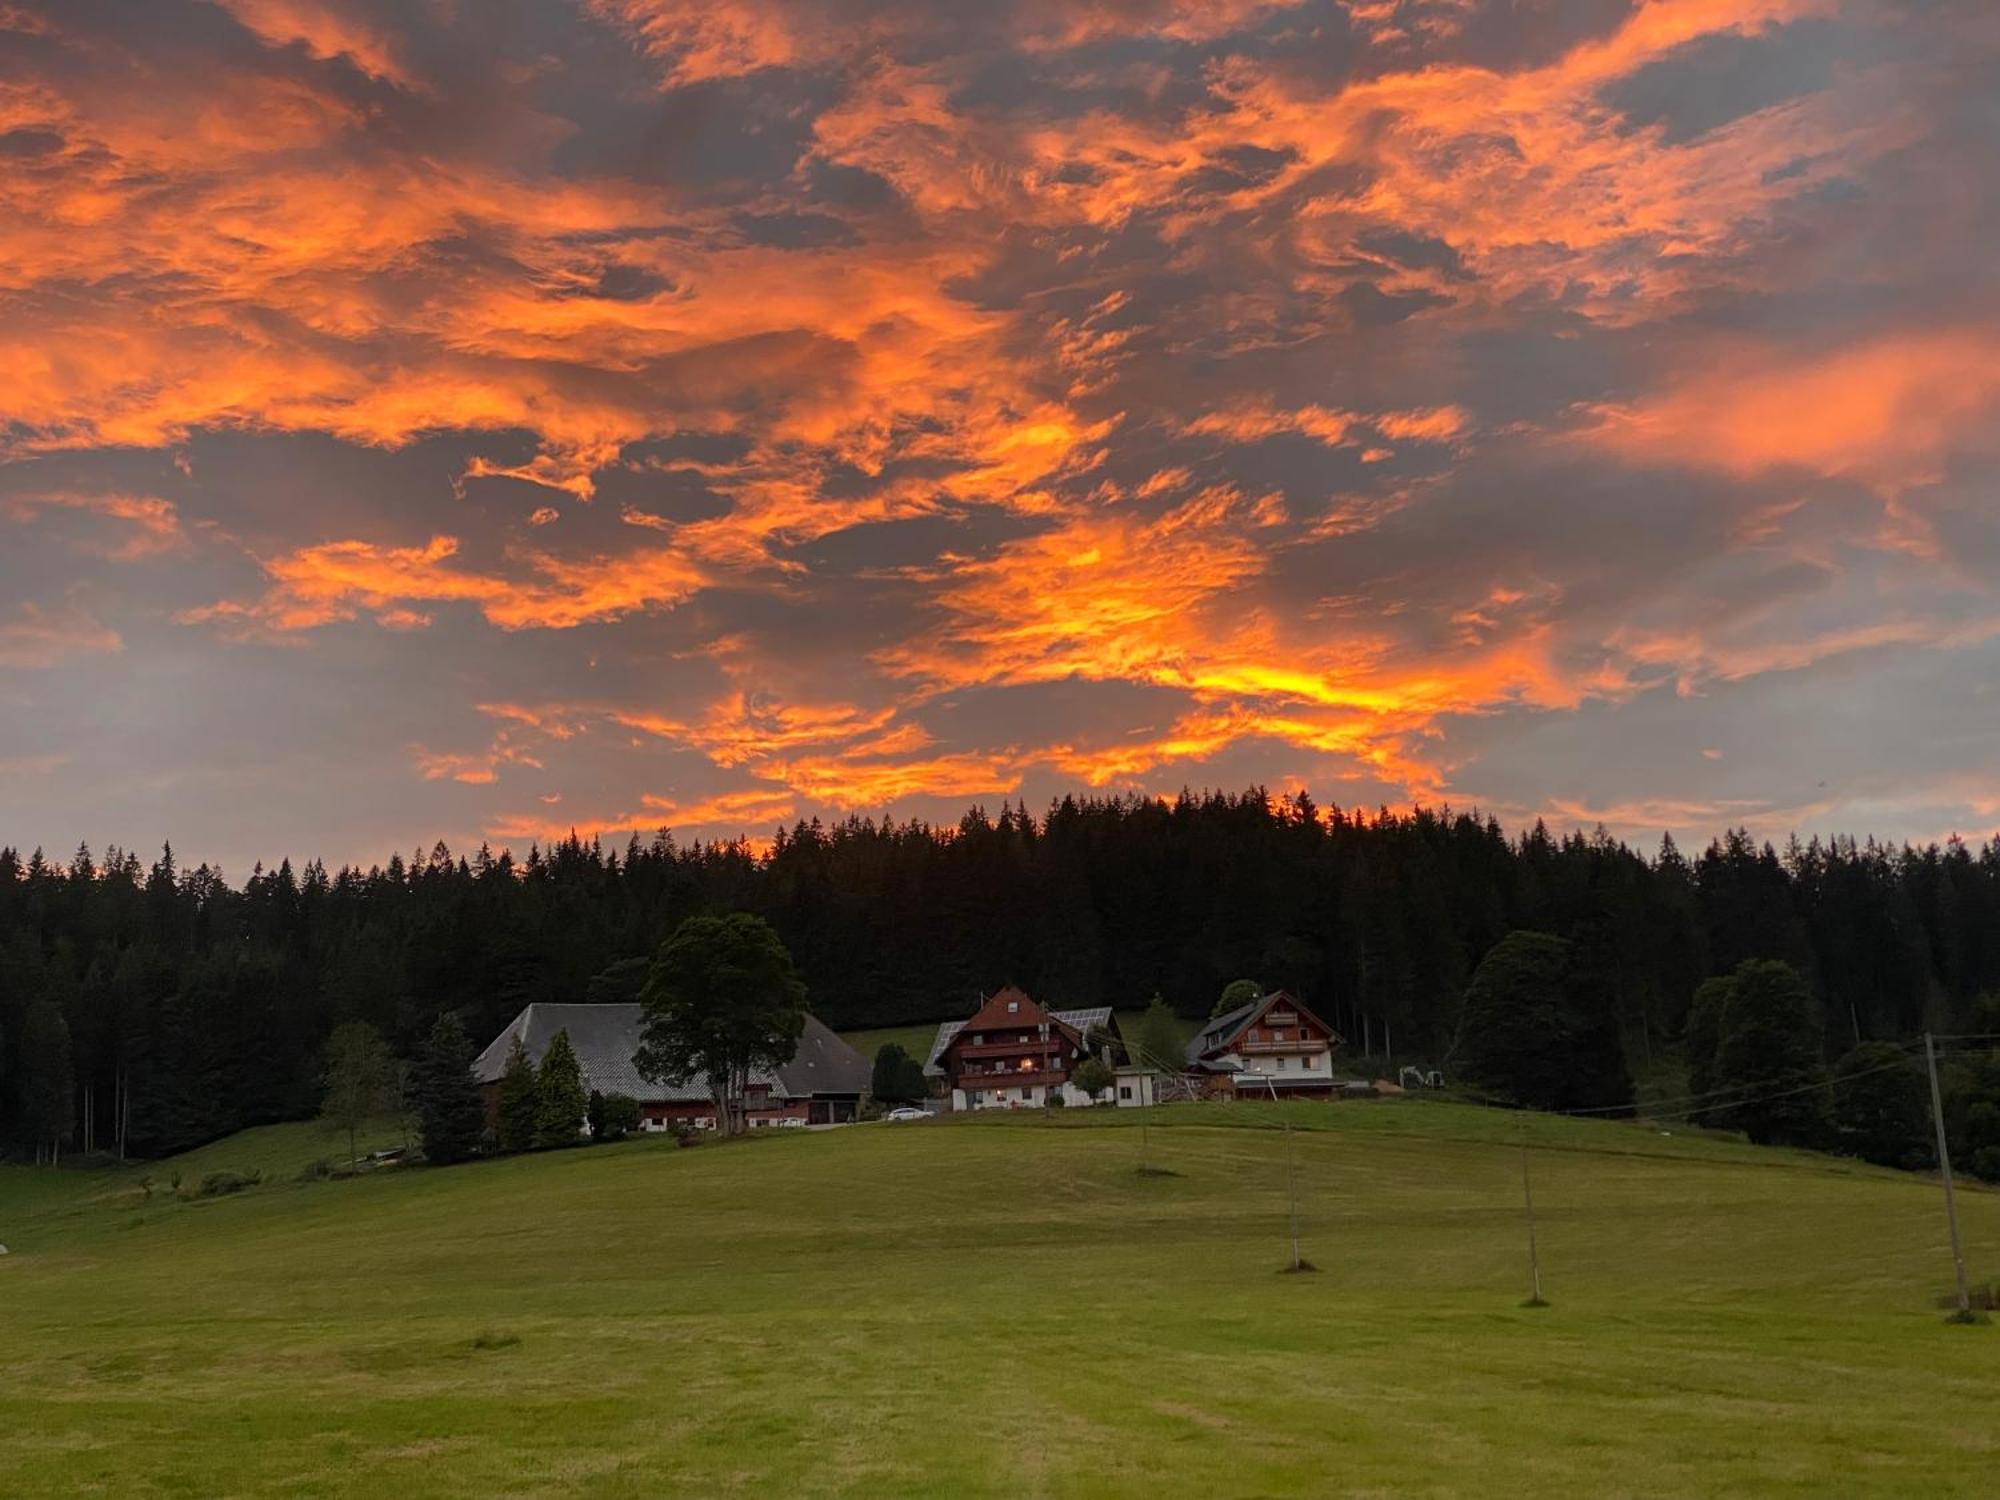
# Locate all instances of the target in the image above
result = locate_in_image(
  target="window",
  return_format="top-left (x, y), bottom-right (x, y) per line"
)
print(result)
top-left (1273, 1029), bottom-right (1286, 1042)
top-left (1006, 1000), bottom-right (1019, 1013)
top-left (1119, 1086), bottom-right (1132, 1101)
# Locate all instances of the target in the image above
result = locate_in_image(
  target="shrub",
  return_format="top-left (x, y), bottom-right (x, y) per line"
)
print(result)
top-left (598, 1092), bottom-right (641, 1140)
top-left (871, 1043), bottom-right (928, 1105)
top-left (197, 1170), bottom-right (259, 1198)
top-left (1073, 1056), bottom-right (1115, 1100)
top-left (1046, 1092), bottom-right (1067, 1109)
top-left (296, 1157), bottom-right (334, 1183)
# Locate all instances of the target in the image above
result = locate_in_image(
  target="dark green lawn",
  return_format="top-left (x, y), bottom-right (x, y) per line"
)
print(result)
top-left (1, 1100), bottom-right (1994, 1496)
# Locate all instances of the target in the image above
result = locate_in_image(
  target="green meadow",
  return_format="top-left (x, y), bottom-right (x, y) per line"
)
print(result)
top-left (2, 1100), bottom-right (1996, 1497)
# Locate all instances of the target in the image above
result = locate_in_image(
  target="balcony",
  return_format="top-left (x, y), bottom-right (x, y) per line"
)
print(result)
top-left (954, 1039), bottom-right (1064, 1061)
top-left (1236, 1041), bottom-right (1330, 1057)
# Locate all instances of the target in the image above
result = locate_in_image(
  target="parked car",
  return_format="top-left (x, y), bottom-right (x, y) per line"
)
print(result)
top-left (883, 1106), bottom-right (929, 1122)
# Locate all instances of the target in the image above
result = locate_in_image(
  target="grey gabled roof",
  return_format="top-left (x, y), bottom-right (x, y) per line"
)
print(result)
top-left (474, 1004), bottom-right (866, 1103)
top-left (1186, 998), bottom-right (1262, 1065)
top-left (924, 1005), bottom-right (1116, 1075)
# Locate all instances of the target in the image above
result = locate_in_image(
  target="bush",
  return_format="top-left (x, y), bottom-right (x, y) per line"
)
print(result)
top-left (197, 1170), bottom-right (259, 1198)
top-left (598, 1092), bottom-right (641, 1140)
top-left (1046, 1092), bottom-right (1067, 1109)
top-left (296, 1157), bottom-right (334, 1183)
top-left (871, 1043), bottom-right (927, 1105)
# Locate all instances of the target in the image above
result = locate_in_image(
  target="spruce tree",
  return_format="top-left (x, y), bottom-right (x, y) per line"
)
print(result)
top-left (17, 1001), bottom-right (74, 1165)
top-left (496, 1037), bottom-right (538, 1154)
top-left (408, 1012), bottom-right (484, 1165)
top-left (533, 1028), bottom-right (587, 1148)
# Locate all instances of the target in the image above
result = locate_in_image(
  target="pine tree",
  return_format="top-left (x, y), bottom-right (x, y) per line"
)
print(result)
top-left (533, 1028), bottom-right (587, 1148)
top-left (497, 1037), bottom-right (538, 1154)
top-left (407, 1012), bottom-right (484, 1166)
top-left (17, 1001), bottom-right (74, 1164)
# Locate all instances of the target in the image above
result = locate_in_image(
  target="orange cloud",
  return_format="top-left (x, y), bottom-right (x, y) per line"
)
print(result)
top-left (1581, 329), bottom-right (2000, 491)
top-left (3, 490), bottom-right (189, 558)
top-left (185, 535), bottom-right (706, 634)
top-left (0, 599), bottom-right (121, 668)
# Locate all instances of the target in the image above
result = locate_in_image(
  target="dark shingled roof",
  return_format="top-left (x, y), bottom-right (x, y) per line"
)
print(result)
top-left (474, 1004), bottom-right (867, 1103)
top-left (1186, 998), bottom-right (1262, 1065)
top-left (924, 1002), bottom-right (1116, 1075)
top-left (1185, 989), bottom-right (1340, 1068)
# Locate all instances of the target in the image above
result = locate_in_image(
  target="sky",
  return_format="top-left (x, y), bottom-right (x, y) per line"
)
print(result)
top-left (2, 0), bottom-right (1998, 875)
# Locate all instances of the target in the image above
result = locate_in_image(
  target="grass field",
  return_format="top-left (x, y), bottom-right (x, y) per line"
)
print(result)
top-left (3, 1100), bottom-right (1997, 1497)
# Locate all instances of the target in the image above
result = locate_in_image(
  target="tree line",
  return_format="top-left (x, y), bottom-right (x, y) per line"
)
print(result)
top-left (2, 790), bottom-right (1999, 1161)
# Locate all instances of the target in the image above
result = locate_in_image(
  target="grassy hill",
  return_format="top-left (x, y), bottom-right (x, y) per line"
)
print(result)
top-left (2, 1100), bottom-right (1996, 1496)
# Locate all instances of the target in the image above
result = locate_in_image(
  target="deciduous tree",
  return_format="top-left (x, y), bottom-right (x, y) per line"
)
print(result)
top-left (637, 913), bottom-right (806, 1136)
top-left (321, 1021), bottom-right (393, 1172)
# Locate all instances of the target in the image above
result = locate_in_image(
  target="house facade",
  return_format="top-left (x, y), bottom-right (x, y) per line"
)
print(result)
top-left (927, 986), bottom-right (1123, 1111)
top-left (474, 1003), bottom-right (870, 1132)
top-left (1184, 989), bottom-right (1342, 1097)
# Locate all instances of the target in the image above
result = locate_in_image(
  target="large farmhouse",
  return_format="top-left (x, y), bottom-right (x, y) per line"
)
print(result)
top-left (1184, 989), bottom-right (1342, 1097)
top-left (475, 1004), bottom-right (870, 1131)
top-left (925, 986), bottom-right (1123, 1110)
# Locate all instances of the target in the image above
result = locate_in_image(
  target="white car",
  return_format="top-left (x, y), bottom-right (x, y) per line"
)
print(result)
top-left (883, 1106), bottom-right (929, 1122)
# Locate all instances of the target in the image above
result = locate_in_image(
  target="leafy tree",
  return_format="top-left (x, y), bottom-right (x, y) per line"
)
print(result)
top-left (496, 1036), bottom-right (538, 1154)
top-left (585, 956), bottom-right (652, 1004)
top-left (871, 1043), bottom-right (926, 1104)
top-left (1709, 959), bottom-right (1829, 1147)
top-left (533, 1028), bottom-right (587, 1147)
top-left (586, 1089), bottom-right (608, 1141)
top-left (1829, 1041), bottom-right (1929, 1169)
top-left (1073, 1055), bottom-right (1114, 1100)
top-left (1129, 994), bottom-right (1185, 1073)
top-left (1451, 931), bottom-right (1632, 1113)
top-left (1215, 978), bottom-right (1262, 1017)
top-left (320, 1021), bottom-right (393, 1171)
top-left (636, 913), bottom-right (807, 1136)
top-left (1683, 974), bottom-right (1735, 1098)
top-left (406, 1011), bottom-right (484, 1165)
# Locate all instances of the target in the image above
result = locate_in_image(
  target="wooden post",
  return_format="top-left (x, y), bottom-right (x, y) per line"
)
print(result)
top-left (1521, 1143), bottom-right (1547, 1307)
top-left (1286, 1122), bottom-right (1301, 1271)
top-left (1924, 1034), bottom-right (1977, 1323)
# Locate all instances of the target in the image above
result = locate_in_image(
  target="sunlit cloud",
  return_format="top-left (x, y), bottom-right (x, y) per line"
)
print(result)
top-left (0, 0), bottom-right (1996, 859)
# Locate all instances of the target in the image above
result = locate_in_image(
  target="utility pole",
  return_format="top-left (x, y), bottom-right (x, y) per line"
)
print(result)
top-left (1521, 1142), bottom-right (1547, 1308)
top-left (1924, 1034), bottom-right (1977, 1324)
top-left (1285, 1121), bottom-right (1303, 1272)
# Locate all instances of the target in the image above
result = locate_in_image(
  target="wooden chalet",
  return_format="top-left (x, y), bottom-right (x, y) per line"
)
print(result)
top-left (474, 1003), bottom-right (870, 1132)
top-left (1183, 989), bottom-right (1342, 1097)
top-left (927, 986), bottom-right (1123, 1110)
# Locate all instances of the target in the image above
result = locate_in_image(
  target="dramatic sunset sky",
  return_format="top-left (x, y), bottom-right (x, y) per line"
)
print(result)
top-left (2, 0), bottom-right (1997, 872)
